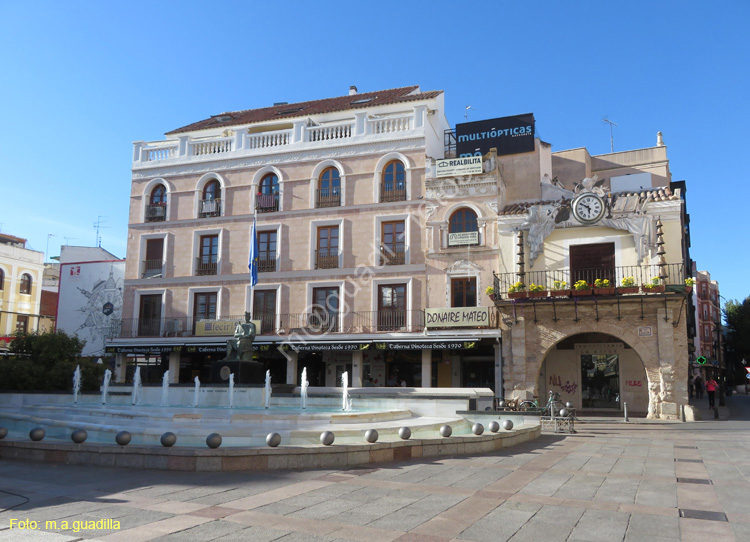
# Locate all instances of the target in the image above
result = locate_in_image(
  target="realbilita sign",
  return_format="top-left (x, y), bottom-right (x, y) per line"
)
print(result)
top-left (436, 156), bottom-right (483, 177)
top-left (456, 113), bottom-right (535, 157)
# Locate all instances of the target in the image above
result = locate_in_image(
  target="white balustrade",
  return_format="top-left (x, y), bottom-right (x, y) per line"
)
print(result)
top-left (190, 137), bottom-right (232, 156)
top-left (247, 130), bottom-right (292, 149)
top-left (368, 115), bottom-right (412, 135)
top-left (306, 122), bottom-right (354, 142)
top-left (144, 144), bottom-right (178, 162)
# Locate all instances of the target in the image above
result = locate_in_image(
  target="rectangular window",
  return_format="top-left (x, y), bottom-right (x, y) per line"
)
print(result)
top-left (311, 286), bottom-right (339, 332)
top-left (258, 231), bottom-right (277, 272)
top-left (253, 289), bottom-right (277, 334)
top-left (143, 238), bottom-right (164, 278)
top-left (451, 278), bottom-right (477, 307)
top-left (378, 284), bottom-right (406, 330)
top-left (15, 315), bottom-right (28, 334)
top-left (138, 294), bottom-right (162, 336)
top-left (315, 226), bottom-right (339, 269)
top-left (381, 221), bottom-right (405, 265)
top-left (196, 234), bottom-right (219, 275)
top-left (193, 292), bottom-right (217, 321)
top-left (570, 242), bottom-right (615, 286)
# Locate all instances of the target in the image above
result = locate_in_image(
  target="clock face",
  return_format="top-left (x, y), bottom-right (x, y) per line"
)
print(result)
top-left (572, 194), bottom-right (605, 224)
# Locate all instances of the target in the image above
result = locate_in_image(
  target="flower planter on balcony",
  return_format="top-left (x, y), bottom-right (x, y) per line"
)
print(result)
top-left (642, 285), bottom-right (666, 294)
top-left (507, 291), bottom-right (527, 299)
top-left (550, 289), bottom-right (571, 297)
top-left (594, 287), bottom-right (616, 295)
top-left (528, 291), bottom-right (549, 298)
top-left (684, 286), bottom-right (693, 295)
top-left (617, 287), bottom-right (640, 295)
top-left (571, 289), bottom-right (593, 296)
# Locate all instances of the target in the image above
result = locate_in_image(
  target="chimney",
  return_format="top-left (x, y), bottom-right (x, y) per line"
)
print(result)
top-left (349, 85), bottom-right (358, 95)
top-left (657, 131), bottom-right (664, 147)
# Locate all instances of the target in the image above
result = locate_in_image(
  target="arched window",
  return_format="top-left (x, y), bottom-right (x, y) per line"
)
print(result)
top-left (381, 160), bottom-right (406, 202)
top-left (200, 180), bottom-right (221, 217)
top-left (0, 268), bottom-right (4, 290)
top-left (449, 208), bottom-right (478, 233)
top-left (146, 184), bottom-right (167, 221)
top-left (20, 273), bottom-right (32, 295)
top-left (257, 173), bottom-right (279, 212)
top-left (317, 167), bottom-right (341, 208)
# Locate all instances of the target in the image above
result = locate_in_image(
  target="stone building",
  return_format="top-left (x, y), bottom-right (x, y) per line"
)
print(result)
top-left (491, 134), bottom-right (694, 419)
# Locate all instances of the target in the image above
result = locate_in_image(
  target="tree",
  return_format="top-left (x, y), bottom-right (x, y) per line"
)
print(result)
top-left (723, 297), bottom-right (750, 383)
top-left (9, 330), bottom-right (85, 369)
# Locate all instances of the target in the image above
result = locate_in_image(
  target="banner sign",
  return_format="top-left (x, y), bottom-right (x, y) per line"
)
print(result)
top-left (425, 307), bottom-right (490, 329)
top-left (105, 345), bottom-right (182, 354)
top-left (281, 342), bottom-right (370, 352)
top-left (436, 156), bottom-right (483, 178)
top-left (374, 341), bottom-right (477, 350)
top-left (448, 232), bottom-right (479, 246)
top-left (195, 319), bottom-right (262, 337)
top-left (184, 343), bottom-right (273, 354)
top-left (456, 113), bottom-right (535, 157)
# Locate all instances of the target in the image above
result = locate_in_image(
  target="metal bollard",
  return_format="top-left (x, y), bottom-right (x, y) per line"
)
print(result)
top-left (624, 402), bottom-right (629, 423)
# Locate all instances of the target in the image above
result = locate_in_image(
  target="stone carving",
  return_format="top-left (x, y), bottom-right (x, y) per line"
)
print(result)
top-left (225, 312), bottom-right (256, 362)
top-left (446, 259), bottom-right (483, 275)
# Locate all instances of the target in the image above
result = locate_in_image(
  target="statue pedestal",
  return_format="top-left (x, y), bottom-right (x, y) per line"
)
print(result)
top-left (211, 360), bottom-right (265, 384)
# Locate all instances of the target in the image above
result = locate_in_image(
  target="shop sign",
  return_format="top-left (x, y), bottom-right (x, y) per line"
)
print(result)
top-left (425, 307), bottom-right (490, 328)
top-left (184, 343), bottom-right (272, 354)
top-left (195, 319), bottom-right (262, 337)
top-left (638, 326), bottom-right (652, 337)
top-left (105, 345), bottom-right (182, 354)
top-left (448, 231), bottom-right (479, 246)
top-left (374, 341), bottom-right (477, 350)
top-left (436, 156), bottom-right (483, 178)
top-left (281, 342), bottom-right (370, 352)
top-left (456, 113), bottom-right (535, 157)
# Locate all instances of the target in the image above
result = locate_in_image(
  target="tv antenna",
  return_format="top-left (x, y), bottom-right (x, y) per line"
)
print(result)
top-left (603, 118), bottom-right (618, 153)
top-left (93, 216), bottom-right (108, 248)
top-left (63, 237), bottom-right (78, 245)
top-left (465, 105), bottom-right (474, 121)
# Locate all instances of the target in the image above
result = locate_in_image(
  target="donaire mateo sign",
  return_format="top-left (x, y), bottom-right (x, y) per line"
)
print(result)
top-left (436, 156), bottom-right (483, 178)
top-left (456, 113), bottom-right (535, 157)
top-left (425, 307), bottom-right (490, 329)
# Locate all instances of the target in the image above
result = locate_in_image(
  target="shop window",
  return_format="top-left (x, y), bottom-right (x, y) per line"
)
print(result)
top-left (316, 167), bottom-right (341, 208)
top-left (380, 160), bottom-right (406, 202)
top-left (451, 277), bottom-right (476, 307)
top-left (146, 184), bottom-right (167, 221)
top-left (19, 273), bottom-right (32, 295)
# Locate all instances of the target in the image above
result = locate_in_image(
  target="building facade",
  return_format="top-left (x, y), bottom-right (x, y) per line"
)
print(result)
top-left (0, 233), bottom-right (45, 349)
top-left (691, 267), bottom-right (723, 381)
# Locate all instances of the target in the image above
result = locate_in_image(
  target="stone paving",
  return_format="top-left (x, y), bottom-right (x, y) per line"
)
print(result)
top-left (2, 396), bottom-right (750, 541)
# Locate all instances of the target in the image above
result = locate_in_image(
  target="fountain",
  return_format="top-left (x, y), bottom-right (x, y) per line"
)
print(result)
top-left (264, 370), bottom-right (271, 409)
top-left (192, 376), bottom-right (200, 408)
top-left (160, 370), bottom-right (169, 407)
top-left (228, 373), bottom-right (235, 408)
top-left (341, 371), bottom-right (352, 411)
top-left (101, 369), bottom-right (112, 405)
top-left (72, 365), bottom-right (82, 405)
top-left (300, 367), bottom-right (309, 410)
top-left (131, 367), bottom-right (142, 406)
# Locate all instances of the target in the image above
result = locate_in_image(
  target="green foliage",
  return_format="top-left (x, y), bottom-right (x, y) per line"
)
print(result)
top-left (9, 330), bottom-right (85, 369)
top-left (724, 297), bottom-right (750, 363)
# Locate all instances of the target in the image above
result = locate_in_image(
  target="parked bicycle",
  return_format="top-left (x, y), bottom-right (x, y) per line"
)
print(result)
top-left (519, 391), bottom-right (565, 417)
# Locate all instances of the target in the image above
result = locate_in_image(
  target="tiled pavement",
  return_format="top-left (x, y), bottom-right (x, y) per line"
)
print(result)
top-left (2, 398), bottom-right (750, 541)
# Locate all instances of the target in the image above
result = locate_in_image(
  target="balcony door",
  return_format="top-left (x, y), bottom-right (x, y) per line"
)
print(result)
top-left (316, 226), bottom-right (339, 269)
top-left (138, 294), bottom-right (162, 336)
top-left (258, 231), bottom-right (277, 272)
top-left (451, 277), bottom-right (476, 307)
top-left (381, 221), bottom-right (405, 265)
top-left (311, 286), bottom-right (339, 332)
top-left (378, 284), bottom-right (406, 331)
top-left (570, 243), bottom-right (615, 286)
top-left (253, 289), bottom-right (277, 334)
top-left (143, 238), bottom-right (164, 278)
top-left (197, 234), bottom-right (219, 275)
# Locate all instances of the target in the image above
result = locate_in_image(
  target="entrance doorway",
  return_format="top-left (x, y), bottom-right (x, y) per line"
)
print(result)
top-left (581, 354), bottom-right (620, 409)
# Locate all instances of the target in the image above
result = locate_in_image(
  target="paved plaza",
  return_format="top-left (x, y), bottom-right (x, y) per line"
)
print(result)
top-left (1, 396), bottom-right (749, 542)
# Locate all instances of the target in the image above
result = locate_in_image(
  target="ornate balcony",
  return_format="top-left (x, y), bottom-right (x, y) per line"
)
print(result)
top-left (315, 248), bottom-right (339, 269)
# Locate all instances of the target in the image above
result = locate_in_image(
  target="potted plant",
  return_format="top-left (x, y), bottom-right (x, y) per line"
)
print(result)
top-left (507, 281), bottom-right (527, 299)
top-left (572, 279), bottom-right (592, 296)
top-left (684, 277), bottom-right (695, 294)
top-left (618, 276), bottom-right (639, 295)
top-left (485, 286), bottom-right (496, 301)
top-left (528, 283), bottom-right (548, 298)
top-left (550, 280), bottom-right (570, 297)
top-left (593, 278), bottom-right (615, 295)
top-left (642, 277), bottom-right (666, 293)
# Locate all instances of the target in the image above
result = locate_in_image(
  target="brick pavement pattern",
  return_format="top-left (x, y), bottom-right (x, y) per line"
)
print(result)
top-left (2, 410), bottom-right (750, 541)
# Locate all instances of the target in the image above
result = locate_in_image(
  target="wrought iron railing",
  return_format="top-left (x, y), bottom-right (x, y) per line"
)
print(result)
top-left (380, 183), bottom-right (406, 202)
top-left (195, 256), bottom-right (218, 276)
top-left (141, 260), bottom-right (163, 278)
top-left (199, 198), bottom-right (221, 218)
top-left (315, 188), bottom-right (341, 208)
top-left (145, 204), bottom-right (167, 222)
top-left (380, 244), bottom-right (406, 265)
top-left (256, 193), bottom-right (279, 213)
top-left (258, 255), bottom-right (276, 273)
top-left (315, 248), bottom-right (339, 269)
top-left (493, 263), bottom-right (686, 298)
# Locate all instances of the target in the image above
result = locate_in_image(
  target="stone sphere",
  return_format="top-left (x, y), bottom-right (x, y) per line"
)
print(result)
top-left (559, 409), bottom-right (569, 418)
top-left (0, 427), bottom-right (8, 439)
top-left (398, 426), bottom-right (411, 440)
top-left (565, 401), bottom-right (574, 409)
top-left (160, 432), bottom-right (177, 447)
top-left (365, 429), bottom-right (379, 443)
top-left (488, 421), bottom-right (500, 433)
top-left (29, 427), bottom-right (45, 441)
top-left (266, 432), bottom-right (281, 447)
top-left (498, 400), bottom-right (506, 408)
top-left (472, 423), bottom-right (484, 435)
top-left (440, 424), bottom-right (452, 437)
top-left (502, 419), bottom-right (514, 431)
top-left (206, 433), bottom-right (222, 449)
top-left (115, 431), bottom-right (131, 446)
top-left (71, 429), bottom-right (87, 444)
top-left (320, 431), bottom-right (335, 446)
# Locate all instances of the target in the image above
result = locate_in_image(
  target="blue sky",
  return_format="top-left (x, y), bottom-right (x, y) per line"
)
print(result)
top-left (1, 1), bottom-right (747, 302)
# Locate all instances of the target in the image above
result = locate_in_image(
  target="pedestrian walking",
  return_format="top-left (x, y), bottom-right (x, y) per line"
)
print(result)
top-left (706, 377), bottom-right (719, 409)
top-left (694, 375), bottom-right (704, 399)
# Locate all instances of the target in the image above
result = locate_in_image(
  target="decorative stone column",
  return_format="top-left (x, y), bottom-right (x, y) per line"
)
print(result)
top-left (421, 349), bottom-right (432, 387)
top-left (168, 351), bottom-right (180, 384)
top-left (352, 350), bottom-right (363, 387)
top-left (285, 350), bottom-right (298, 385)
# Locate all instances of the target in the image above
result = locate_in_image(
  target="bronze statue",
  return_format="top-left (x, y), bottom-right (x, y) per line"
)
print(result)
top-left (225, 312), bottom-right (256, 361)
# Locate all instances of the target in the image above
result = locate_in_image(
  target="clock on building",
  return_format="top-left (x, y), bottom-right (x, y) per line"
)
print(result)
top-left (571, 193), bottom-right (606, 224)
